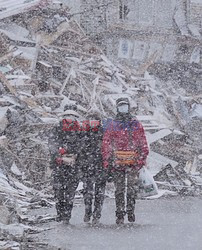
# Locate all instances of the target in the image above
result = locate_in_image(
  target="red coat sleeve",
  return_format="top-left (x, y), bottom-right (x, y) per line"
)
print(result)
top-left (135, 122), bottom-right (149, 166)
top-left (102, 128), bottom-right (113, 168)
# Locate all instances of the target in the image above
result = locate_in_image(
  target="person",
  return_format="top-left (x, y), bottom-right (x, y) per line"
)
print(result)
top-left (48, 104), bottom-right (82, 224)
top-left (102, 97), bottom-right (149, 224)
top-left (80, 112), bottom-right (107, 225)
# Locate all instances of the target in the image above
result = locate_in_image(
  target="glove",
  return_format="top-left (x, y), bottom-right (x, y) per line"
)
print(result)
top-left (135, 166), bottom-right (143, 173)
top-left (56, 157), bottom-right (63, 165)
top-left (107, 170), bottom-right (113, 183)
top-left (103, 161), bottom-right (109, 169)
top-left (137, 159), bottom-right (145, 165)
top-left (59, 147), bottom-right (67, 155)
top-left (103, 168), bottom-right (113, 182)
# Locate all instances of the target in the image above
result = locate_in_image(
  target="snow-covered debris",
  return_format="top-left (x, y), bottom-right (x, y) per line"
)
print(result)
top-left (0, 162), bottom-right (54, 248)
top-left (0, 0), bottom-right (42, 20)
top-left (0, 1), bottom-right (201, 211)
top-left (154, 164), bottom-right (199, 195)
top-left (10, 162), bottom-right (23, 177)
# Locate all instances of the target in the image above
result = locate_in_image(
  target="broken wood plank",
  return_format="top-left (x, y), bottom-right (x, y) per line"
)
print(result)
top-left (59, 67), bottom-right (74, 95)
top-left (147, 129), bottom-right (172, 144)
top-left (6, 75), bottom-right (31, 80)
top-left (0, 71), bottom-right (17, 96)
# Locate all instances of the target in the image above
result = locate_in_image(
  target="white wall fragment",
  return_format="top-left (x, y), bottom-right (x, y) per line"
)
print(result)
top-left (118, 39), bottom-right (132, 59)
top-left (132, 41), bottom-right (148, 61)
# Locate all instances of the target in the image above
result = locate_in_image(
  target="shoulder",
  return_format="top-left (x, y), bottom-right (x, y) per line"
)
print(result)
top-left (131, 118), bottom-right (144, 131)
top-left (49, 123), bottom-right (59, 135)
top-left (102, 118), bottom-right (114, 130)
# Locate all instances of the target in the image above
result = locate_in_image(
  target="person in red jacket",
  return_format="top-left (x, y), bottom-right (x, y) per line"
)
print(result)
top-left (102, 97), bottom-right (149, 224)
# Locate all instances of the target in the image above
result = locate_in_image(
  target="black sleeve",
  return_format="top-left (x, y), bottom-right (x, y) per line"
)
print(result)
top-left (48, 124), bottom-right (64, 169)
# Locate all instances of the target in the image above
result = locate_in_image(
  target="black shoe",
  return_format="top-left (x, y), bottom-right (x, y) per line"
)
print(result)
top-left (56, 215), bottom-right (63, 222)
top-left (63, 218), bottom-right (70, 225)
top-left (128, 213), bottom-right (135, 223)
top-left (116, 217), bottom-right (124, 225)
top-left (84, 213), bottom-right (92, 223)
top-left (92, 217), bottom-right (100, 225)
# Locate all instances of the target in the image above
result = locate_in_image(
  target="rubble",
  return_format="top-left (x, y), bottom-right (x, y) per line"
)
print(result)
top-left (0, 164), bottom-right (54, 249)
top-left (0, 0), bottom-right (200, 191)
top-left (0, 1), bottom-right (201, 246)
top-left (154, 163), bottom-right (201, 196)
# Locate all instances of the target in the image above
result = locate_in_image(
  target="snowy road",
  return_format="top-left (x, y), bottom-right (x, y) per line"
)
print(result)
top-left (33, 197), bottom-right (202, 250)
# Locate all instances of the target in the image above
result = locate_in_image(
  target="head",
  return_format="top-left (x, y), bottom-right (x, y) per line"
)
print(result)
top-left (59, 104), bottom-right (80, 121)
top-left (85, 111), bottom-right (102, 131)
top-left (86, 111), bottom-right (102, 121)
top-left (64, 104), bottom-right (77, 112)
top-left (116, 97), bottom-right (130, 115)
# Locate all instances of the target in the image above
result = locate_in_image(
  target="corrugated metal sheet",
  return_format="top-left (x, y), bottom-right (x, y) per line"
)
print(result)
top-left (0, 0), bottom-right (42, 20)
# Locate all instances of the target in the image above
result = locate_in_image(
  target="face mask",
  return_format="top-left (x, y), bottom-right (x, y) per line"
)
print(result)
top-left (117, 104), bottom-right (129, 113)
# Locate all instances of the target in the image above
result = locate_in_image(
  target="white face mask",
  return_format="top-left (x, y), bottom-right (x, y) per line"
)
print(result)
top-left (117, 104), bottom-right (129, 113)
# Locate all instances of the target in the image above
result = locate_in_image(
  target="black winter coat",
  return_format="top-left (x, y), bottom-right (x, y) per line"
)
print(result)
top-left (80, 123), bottom-right (103, 178)
top-left (48, 121), bottom-right (82, 170)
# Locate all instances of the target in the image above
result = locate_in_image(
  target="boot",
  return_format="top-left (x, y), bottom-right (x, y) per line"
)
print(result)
top-left (84, 210), bottom-right (92, 223)
top-left (63, 218), bottom-right (70, 225)
top-left (55, 210), bottom-right (66, 222)
top-left (55, 215), bottom-right (63, 222)
top-left (116, 210), bottom-right (126, 225)
top-left (128, 212), bottom-right (135, 223)
top-left (116, 216), bottom-right (124, 225)
top-left (92, 217), bottom-right (100, 225)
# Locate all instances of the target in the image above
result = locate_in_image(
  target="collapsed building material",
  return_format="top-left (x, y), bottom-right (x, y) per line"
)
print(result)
top-left (0, 2), bottom-right (201, 205)
top-left (154, 164), bottom-right (201, 195)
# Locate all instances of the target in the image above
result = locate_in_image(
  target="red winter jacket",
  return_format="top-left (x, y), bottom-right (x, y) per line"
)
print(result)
top-left (102, 118), bottom-right (149, 170)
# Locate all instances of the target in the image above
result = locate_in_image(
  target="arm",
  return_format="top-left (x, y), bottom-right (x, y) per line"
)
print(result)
top-left (101, 126), bottom-right (113, 169)
top-left (48, 124), bottom-right (66, 168)
top-left (135, 122), bottom-right (149, 167)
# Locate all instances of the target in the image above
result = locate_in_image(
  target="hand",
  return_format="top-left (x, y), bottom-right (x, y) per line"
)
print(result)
top-left (137, 159), bottom-right (145, 167)
top-left (107, 171), bottom-right (113, 183)
top-left (103, 161), bottom-right (109, 169)
top-left (56, 157), bottom-right (63, 165)
top-left (59, 147), bottom-right (67, 155)
top-left (136, 165), bottom-right (143, 171)
top-left (103, 168), bottom-right (113, 182)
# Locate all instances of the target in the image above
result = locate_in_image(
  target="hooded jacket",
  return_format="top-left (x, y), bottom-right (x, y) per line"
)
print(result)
top-left (102, 113), bottom-right (149, 170)
top-left (79, 120), bottom-right (103, 177)
top-left (48, 120), bottom-right (82, 169)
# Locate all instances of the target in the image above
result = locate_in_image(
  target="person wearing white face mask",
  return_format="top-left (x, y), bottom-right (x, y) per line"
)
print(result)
top-left (117, 103), bottom-right (129, 114)
top-left (102, 97), bottom-right (149, 225)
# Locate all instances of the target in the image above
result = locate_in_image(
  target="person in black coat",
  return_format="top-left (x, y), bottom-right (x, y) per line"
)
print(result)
top-left (48, 104), bottom-right (82, 224)
top-left (81, 112), bottom-right (107, 225)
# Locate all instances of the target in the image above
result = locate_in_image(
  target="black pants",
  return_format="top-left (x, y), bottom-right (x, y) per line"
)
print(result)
top-left (53, 166), bottom-right (79, 220)
top-left (113, 168), bottom-right (139, 218)
top-left (83, 174), bottom-right (106, 220)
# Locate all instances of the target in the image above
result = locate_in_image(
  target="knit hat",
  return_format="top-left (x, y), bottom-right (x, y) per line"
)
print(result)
top-left (116, 97), bottom-right (130, 107)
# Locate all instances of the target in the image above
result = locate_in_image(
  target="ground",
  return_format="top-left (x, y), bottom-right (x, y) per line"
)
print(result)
top-left (31, 197), bottom-right (202, 250)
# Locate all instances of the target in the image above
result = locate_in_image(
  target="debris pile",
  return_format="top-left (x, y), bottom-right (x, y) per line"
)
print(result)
top-left (0, 2), bottom-right (201, 200)
top-left (0, 163), bottom-right (54, 249)
top-left (0, 2), bottom-right (201, 247)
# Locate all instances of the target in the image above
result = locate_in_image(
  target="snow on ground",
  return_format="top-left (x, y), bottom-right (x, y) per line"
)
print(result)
top-left (30, 197), bottom-right (202, 250)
